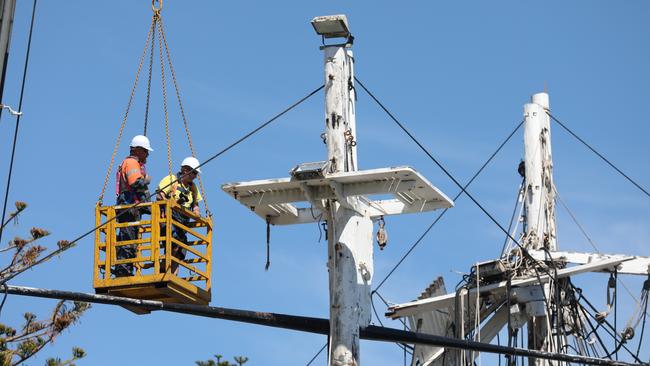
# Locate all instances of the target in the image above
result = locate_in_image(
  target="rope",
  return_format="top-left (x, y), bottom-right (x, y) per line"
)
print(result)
top-left (547, 112), bottom-right (650, 199)
top-left (156, 17), bottom-right (173, 177)
top-left (0, 0), bottom-right (37, 246)
top-left (98, 16), bottom-right (156, 204)
top-left (265, 217), bottom-right (271, 270)
top-left (158, 15), bottom-right (211, 215)
top-left (0, 85), bottom-right (324, 286)
top-left (372, 119), bottom-right (523, 292)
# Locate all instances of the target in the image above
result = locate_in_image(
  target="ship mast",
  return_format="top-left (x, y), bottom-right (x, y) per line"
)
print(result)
top-left (523, 92), bottom-right (559, 364)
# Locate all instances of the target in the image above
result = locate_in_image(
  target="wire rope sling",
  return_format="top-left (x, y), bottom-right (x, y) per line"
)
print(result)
top-left (93, 0), bottom-right (212, 313)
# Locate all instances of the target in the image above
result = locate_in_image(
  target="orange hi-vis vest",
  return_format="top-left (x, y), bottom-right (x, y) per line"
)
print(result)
top-left (116, 156), bottom-right (147, 203)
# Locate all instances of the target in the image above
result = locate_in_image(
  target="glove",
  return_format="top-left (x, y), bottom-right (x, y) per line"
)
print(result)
top-left (177, 192), bottom-right (189, 205)
top-left (131, 177), bottom-right (150, 193)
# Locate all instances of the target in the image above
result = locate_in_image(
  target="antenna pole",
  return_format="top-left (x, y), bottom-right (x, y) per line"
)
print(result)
top-left (523, 92), bottom-right (557, 252)
top-left (321, 25), bottom-right (373, 366)
top-left (523, 92), bottom-right (559, 365)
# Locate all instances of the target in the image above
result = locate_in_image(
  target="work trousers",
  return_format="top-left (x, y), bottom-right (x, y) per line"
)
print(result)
top-left (170, 210), bottom-right (189, 263)
top-left (114, 207), bottom-right (140, 277)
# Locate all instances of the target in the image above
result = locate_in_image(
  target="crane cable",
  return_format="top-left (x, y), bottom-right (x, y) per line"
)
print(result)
top-left (158, 14), bottom-right (211, 215)
top-left (99, 2), bottom-right (210, 214)
top-left (155, 10), bottom-right (173, 179)
top-left (143, 12), bottom-right (155, 136)
top-left (97, 15), bottom-right (156, 204)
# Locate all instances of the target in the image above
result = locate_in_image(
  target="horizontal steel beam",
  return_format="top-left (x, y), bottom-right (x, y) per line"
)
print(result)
top-left (4, 285), bottom-right (644, 366)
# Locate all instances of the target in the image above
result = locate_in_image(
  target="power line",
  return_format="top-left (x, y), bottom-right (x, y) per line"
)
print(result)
top-left (547, 112), bottom-right (650, 199)
top-left (5, 285), bottom-right (644, 366)
top-left (0, 84), bottom-right (324, 285)
top-left (0, 0), bottom-right (38, 246)
top-left (373, 119), bottom-right (523, 292)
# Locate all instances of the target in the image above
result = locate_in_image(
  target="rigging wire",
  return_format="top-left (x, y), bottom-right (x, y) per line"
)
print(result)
top-left (355, 79), bottom-right (645, 353)
top-left (0, 84), bottom-right (324, 286)
top-left (158, 14), bottom-right (211, 215)
top-left (370, 294), bottom-right (414, 355)
top-left (156, 15), bottom-right (173, 177)
top-left (576, 285), bottom-right (645, 364)
top-left (547, 112), bottom-right (650, 199)
top-left (635, 284), bottom-right (648, 359)
top-left (555, 187), bottom-right (649, 319)
top-left (499, 178), bottom-right (525, 258)
top-left (372, 118), bottom-right (524, 292)
top-left (305, 343), bottom-right (327, 366)
top-left (354, 78), bottom-right (599, 358)
top-left (98, 16), bottom-right (157, 204)
top-left (142, 16), bottom-right (155, 136)
top-left (354, 77), bottom-right (562, 289)
top-left (0, 0), bottom-right (38, 246)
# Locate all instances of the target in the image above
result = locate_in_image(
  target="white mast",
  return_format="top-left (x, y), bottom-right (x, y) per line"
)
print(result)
top-left (320, 16), bottom-right (373, 366)
top-left (523, 92), bottom-right (557, 365)
top-left (386, 90), bottom-right (650, 366)
top-left (223, 15), bottom-right (453, 366)
top-left (523, 92), bottom-right (557, 252)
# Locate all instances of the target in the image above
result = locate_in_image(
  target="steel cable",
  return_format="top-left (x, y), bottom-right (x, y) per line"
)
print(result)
top-left (547, 112), bottom-right (650, 199)
top-left (354, 77), bottom-right (531, 254)
top-left (355, 76), bottom-right (556, 285)
top-left (371, 117), bottom-right (523, 292)
top-left (305, 343), bottom-right (327, 366)
top-left (0, 0), bottom-right (38, 247)
top-left (354, 78), bottom-right (572, 348)
top-left (98, 16), bottom-right (157, 204)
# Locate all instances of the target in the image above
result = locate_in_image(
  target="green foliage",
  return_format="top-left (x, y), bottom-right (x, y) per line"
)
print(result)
top-left (196, 353), bottom-right (248, 366)
top-left (233, 356), bottom-right (248, 366)
top-left (0, 202), bottom-right (89, 366)
top-left (45, 346), bottom-right (87, 366)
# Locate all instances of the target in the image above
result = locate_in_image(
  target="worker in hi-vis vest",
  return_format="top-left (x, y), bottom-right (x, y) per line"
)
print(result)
top-left (114, 135), bottom-right (153, 277)
top-left (157, 156), bottom-right (202, 274)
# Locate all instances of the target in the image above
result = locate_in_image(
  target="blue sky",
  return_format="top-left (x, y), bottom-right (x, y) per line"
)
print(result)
top-left (0, 1), bottom-right (648, 365)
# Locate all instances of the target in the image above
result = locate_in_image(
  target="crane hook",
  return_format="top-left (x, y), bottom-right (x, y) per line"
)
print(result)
top-left (152, 0), bottom-right (163, 13)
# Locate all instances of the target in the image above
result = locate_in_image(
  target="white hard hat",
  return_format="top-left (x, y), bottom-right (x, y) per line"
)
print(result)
top-left (181, 156), bottom-right (201, 173)
top-left (130, 135), bottom-right (154, 152)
